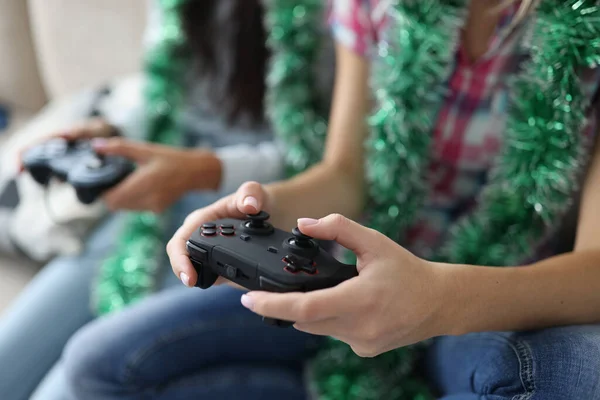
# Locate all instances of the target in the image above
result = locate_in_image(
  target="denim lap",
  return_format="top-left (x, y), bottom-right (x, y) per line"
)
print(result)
top-left (62, 285), bottom-right (323, 399)
top-left (426, 325), bottom-right (600, 400)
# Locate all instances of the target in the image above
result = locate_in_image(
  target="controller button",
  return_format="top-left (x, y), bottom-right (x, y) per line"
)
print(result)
top-left (240, 235), bottom-right (251, 242)
top-left (267, 246), bottom-right (278, 254)
top-left (300, 265), bottom-right (318, 275)
top-left (221, 228), bottom-right (235, 236)
top-left (259, 276), bottom-right (301, 293)
top-left (284, 264), bottom-right (300, 274)
top-left (202, 223), bottom-right (216, 229)
top-left (225, 265), bottom-right (238, 279)
top-left (220, 224), bottom-right (234, 230)
top-left (202, 229), bottom-right (217, 236)
top-left (86, 157), bottom-right (104, 170)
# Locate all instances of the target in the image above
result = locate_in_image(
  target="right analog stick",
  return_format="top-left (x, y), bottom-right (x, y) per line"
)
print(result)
top-left (292, 227), bottom-right (315, 248)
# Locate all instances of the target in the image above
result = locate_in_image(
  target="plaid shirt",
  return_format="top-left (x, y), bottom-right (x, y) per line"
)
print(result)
top-left (330, 0), bottom-right (600, 259)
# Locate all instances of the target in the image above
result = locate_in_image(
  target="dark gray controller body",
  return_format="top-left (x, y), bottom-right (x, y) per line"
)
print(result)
top-left (186, 212), bottom-right (358, 327)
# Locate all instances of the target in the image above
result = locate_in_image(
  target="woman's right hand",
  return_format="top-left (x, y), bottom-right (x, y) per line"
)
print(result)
top-left (18, 118), bottom-right (118, 171)
top-left (166, 181), bottom-right (274, 288)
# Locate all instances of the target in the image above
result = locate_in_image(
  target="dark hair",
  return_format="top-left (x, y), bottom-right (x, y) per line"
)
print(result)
top-left (180, 0), bottom-right (268, 124)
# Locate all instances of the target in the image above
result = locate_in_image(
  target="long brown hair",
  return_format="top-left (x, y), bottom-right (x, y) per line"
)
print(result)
top-left (180, 0), bottom-right (268, 124)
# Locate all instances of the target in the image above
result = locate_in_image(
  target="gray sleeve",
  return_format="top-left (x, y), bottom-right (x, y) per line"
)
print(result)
top-left (215, 140), bottom-right (285, 194)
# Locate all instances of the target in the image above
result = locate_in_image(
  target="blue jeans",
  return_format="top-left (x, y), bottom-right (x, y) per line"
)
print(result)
top-left (0, 213), bottom-right (124, 400)
top-left (60, 314), bottom-right (600, 400)
top-left (425, 325), bottom-right (600, 399)
top-left (0, 192), bottom-right (220, 400)
top-left (60, 285), bottom-right (322, 400)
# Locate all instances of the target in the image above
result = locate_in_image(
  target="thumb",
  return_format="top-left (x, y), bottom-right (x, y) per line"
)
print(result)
top-left (92, 138), bottom-right (153, 163)
top-left (297, 214), bottom-right (375, 257)
top-left (234, 181), bottom-right (271, 215)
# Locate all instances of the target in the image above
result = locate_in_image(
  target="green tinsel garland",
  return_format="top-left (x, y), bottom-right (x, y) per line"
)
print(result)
top-left (264, 0), bottom-right (329, 175)
top-left (93, 0), bottom-right (190, 314)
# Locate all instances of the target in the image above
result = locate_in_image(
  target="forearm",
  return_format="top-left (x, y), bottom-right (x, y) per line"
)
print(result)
top-left (437, 250), bottom-right (600, 336)
top-left (266, 161), bottom-right (366, 231)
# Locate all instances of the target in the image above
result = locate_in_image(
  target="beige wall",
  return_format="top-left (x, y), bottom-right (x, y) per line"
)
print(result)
top-left (0, 0), bottom-right (47, 110)
top-left (0, 0), bottom-right (147, 111)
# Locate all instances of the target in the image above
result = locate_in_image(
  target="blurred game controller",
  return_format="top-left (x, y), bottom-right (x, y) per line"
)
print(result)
top-left (22, 138), bottom-right (134, 205)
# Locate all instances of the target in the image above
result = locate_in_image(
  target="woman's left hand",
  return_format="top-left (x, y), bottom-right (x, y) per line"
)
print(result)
top-left (240, 214), bottom-right (450, 358)
top-left (93, 138), bottom-right (222, 212)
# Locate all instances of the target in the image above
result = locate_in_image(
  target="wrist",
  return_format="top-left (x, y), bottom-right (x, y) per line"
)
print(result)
top-left (434, 263), bottom-right (528, 336)
top-left (187, 150), bottom-right (222, 191)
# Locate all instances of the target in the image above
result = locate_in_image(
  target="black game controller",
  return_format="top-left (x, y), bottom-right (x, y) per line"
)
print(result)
top-left (186, 211), bottom-right (358, 327)
top-left (22, 138), bottom-right (134, 205)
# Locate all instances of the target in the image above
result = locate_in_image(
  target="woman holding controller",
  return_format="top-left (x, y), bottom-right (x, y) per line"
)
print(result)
top-left (0, 0), bottom-right (335, 399)
top-left (61, 0), bottom-right (600, 399)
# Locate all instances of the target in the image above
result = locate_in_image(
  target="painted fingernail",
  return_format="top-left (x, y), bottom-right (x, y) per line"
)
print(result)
top-left (91, 138), bottom-right (108, 149)
top-left (180, 272), bottom-right (191, 287)
top-left (243, 196), bottom-right (258, 210)
top-left (298, 218), bottom-right (319, 226)
top-left (241, 294), bottom-right (254, 310)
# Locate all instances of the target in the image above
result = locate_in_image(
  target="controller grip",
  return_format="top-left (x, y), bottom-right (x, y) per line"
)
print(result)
top-left (189, 258), bottom-right (219, 289)
top-left (263, 317), bottom-right (295, 328)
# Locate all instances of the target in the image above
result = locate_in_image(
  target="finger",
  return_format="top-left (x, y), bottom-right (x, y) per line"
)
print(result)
top-left (294, 318), bottom-right (351, 338)
top-left (241, 280), bottom-right (358, 323)
top-left (297, 214), bottom-right (378, 257)
top-left (166, 186), bottom-right (269, 287)
top-left (166, 197), bottom-right (233, 285)
top-left (234, 181), bottom-right (269, 215)
top-left (91, 138), bottom-right (153, 163)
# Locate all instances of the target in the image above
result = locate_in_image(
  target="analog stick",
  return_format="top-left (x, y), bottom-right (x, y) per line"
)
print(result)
top-left (291, 227), bottom-right (315, 249)
top-left (243, 211), bottom-right (274, 235)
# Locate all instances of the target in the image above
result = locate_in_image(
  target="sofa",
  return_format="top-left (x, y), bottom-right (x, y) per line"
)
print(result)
top-left (0, 0), bottom-right (147, 312)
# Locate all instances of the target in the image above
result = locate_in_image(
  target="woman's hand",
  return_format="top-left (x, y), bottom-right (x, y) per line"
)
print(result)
top-left (92, 138), bottom-right (222, 212)
top-left (239, 214), bottom-right (449, 358)
top-left (166, 181), bottom-right (274, 287)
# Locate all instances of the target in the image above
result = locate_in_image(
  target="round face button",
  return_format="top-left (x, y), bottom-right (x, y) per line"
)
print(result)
top-left (86, 157), bottom-right (104, 170)
top-left (202, 229), bottom-right (217, 236)
top-left (221, 228), bottom-right (235, 236)
top-left (220, 224), bottom-right (234, 230)
top-left (202, 223), bottom-right (216, 229)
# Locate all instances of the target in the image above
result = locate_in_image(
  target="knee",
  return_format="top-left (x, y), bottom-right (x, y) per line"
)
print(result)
top-left (427, 332), bottom-right (532, 398)
top-left (519, 325), bottom-right (600, 399)
top-left (62, 320), bottom-right (126, 399)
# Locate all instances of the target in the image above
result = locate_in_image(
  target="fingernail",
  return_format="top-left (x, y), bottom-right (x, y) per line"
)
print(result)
top-left (91, 138), bottom-right (108, 149)
top-left (298, 218), bottom-right (319, 226)
top-left (243, 196), bottom-right (258, 210)
top-left (180, 272), bottom-right (191, 287)
top-left (241, 294), bottom-right (254, 310)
